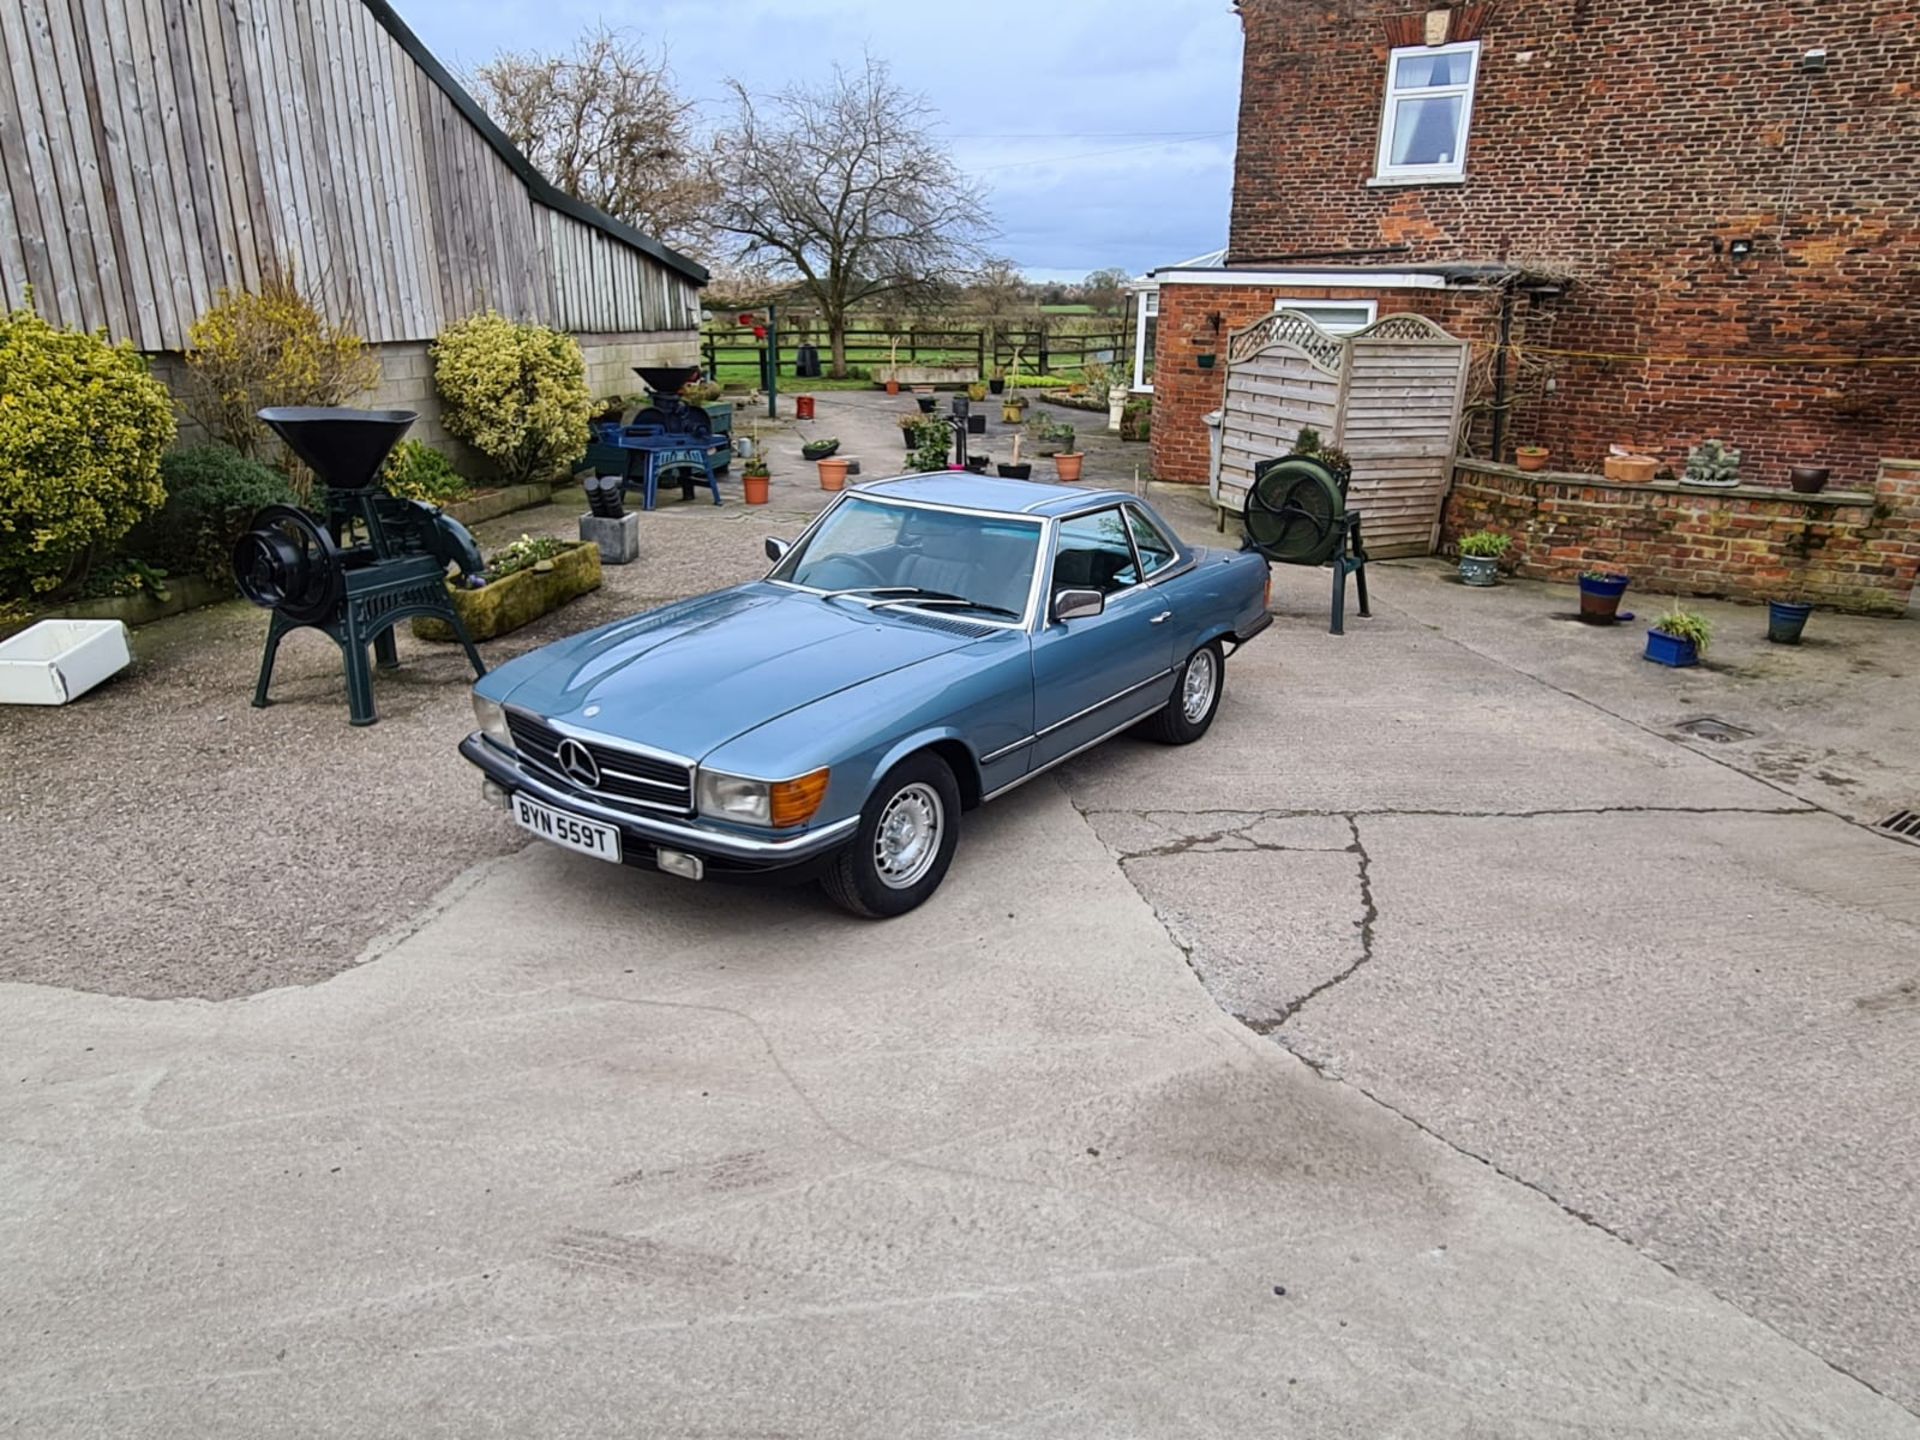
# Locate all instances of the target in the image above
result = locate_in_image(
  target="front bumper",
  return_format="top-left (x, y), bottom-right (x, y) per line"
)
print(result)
top-left (459, 733), bottom-right (858, 880)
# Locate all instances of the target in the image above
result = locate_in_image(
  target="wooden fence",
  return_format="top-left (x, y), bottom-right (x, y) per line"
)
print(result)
top-left (701, 324), bottom-right (1126, 382)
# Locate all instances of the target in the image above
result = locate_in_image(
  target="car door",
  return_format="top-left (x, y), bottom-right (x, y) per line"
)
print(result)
top-left (1028, 506), bottom-right (1178, 767)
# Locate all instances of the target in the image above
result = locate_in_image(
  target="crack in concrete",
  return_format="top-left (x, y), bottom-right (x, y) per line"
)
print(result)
top-left (1237, 815), bottom-right (1379, 1032)
top-left (1274, 1037), bottom-right (1914, 1418)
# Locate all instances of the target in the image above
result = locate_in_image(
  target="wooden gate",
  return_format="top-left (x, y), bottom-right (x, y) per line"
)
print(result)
top-left (1214, 311), bottom-right (1471, 557)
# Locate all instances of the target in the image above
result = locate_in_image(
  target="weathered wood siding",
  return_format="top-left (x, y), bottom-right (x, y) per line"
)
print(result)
top-left (0, 0), bottom-right (698, 349)
top-left (1217, 311), bottom-right (1470, 557)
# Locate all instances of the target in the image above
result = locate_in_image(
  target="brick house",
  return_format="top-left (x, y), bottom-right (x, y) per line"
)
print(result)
top-left (1144, 0), bottom-right (1920, 612)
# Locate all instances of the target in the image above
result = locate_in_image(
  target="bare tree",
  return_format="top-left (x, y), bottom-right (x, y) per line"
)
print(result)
top-left (471, 26), bottom-right (716, 258)
top-left (967, 257), bottom-right (1030, 370)
top-left (713, 59), bottom-right (993, 377)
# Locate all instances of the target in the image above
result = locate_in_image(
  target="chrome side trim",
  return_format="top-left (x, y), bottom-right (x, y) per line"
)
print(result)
top-left (976, 666), bottom-right (1174, 765)
top-left (1034, 667), bottom-right (1173, 739)
top-left (466, 735), bottom-right (858, 859)
top-left (982, 704), bottom-right (1166, 802)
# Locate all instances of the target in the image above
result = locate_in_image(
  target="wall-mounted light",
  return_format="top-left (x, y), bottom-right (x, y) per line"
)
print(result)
top-left (1729, 239), bottom-right (1754, 261)
top-left (1802, 49), bottom-right (1829, 73)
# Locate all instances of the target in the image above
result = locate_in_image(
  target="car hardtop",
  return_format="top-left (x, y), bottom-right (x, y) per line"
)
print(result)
top-left (854, 473), bottom-right (1143, 521)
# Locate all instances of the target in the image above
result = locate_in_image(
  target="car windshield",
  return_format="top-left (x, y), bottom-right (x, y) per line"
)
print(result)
top-left (773, 497), bottom-right (1042, 622)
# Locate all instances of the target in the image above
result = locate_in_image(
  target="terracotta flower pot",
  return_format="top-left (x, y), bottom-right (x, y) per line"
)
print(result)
top-left (1516, 448), bottom-right (1550, 473)
top-left (817, 457), bottom-right (850, 491)
top-left (1603, 455), bottom-right (1658, 484)
top-left (885, 379), bottom-right (900, 396)
top-left (1053, 453), bottom-right (1085, 482)
top-left (743, 472), bottom-right (770, 505)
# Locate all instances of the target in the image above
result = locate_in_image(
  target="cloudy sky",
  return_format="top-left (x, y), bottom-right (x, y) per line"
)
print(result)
top-left (395, 0), bottom-right (1245, 283)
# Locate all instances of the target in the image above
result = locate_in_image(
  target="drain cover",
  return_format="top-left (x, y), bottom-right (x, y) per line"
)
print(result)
top-left (1676, 717), bottom-right (1756, 743)
top-left (1876, 811), bottom-right (1920, 842)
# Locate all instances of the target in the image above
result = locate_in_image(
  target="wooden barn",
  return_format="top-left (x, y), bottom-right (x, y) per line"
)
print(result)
top-left (0, 0), bottom-right (707, 448)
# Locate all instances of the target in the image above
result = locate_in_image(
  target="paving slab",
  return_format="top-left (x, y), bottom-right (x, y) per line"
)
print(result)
top-left (3, 785), bottom-right (1910, 1438)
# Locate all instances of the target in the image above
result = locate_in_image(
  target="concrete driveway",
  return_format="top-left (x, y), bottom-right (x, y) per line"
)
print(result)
top-left (5, 781), bottom-right (1912, 1437)
top-left (4, 403), bottom-right (1918, 1432)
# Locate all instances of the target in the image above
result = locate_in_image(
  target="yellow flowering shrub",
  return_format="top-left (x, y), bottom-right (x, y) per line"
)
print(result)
top-left (431, 311), bottom-right (592, 484)
top-left (183, 272), bottom-right (380, 459)
top-left (0, 303), bottom-right (175, 598)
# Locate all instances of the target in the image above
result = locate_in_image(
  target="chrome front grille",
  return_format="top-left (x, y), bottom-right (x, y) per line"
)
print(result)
top-left (505, 711), bottom-right (694, 816)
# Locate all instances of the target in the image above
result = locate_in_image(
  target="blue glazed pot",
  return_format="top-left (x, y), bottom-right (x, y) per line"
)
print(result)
top-left (1768, 600), bottom-right (1813, 645)
top-left (1645, 629), bottom-right (1699, 667)
top-left (1578, 571), bottom-right (1630, 623)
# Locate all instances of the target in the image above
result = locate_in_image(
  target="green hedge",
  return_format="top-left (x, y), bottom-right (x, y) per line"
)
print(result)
top-left (123, 445), bottom-right (297, 583)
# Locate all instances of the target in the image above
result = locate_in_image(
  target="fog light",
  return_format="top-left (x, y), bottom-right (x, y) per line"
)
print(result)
top-left (481, 779), bottom-right (510, 809)
top-left (657, 848), bottom-right (705, 881)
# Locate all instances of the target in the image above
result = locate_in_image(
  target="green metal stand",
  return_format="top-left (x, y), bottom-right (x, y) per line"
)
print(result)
top-left (252, 554), bottom-right (484, 726)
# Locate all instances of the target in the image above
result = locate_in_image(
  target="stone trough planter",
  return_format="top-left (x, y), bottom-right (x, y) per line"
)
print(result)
top-left (412, 541), bottom-right (601, 644)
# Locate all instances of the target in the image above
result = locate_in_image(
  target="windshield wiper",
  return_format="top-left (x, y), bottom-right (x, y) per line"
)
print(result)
top-left (871, 590), bottom-right (1023, 621)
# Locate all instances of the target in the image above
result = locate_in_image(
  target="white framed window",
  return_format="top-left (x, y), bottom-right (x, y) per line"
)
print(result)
top-left (1274, 300), bottom-right (1378, 334)
top-left (1132, 290), bottom-right (1159, 392)
top-left (1373, 41), bottom-right (1480, 183)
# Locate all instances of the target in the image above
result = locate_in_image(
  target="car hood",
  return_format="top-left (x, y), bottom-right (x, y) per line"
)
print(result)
top-left (487, 582), bottom-right (987, 760)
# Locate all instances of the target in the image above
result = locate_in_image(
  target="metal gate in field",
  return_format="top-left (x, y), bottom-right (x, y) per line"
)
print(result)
top-left (1213, 311), bottom-right (1472, 557)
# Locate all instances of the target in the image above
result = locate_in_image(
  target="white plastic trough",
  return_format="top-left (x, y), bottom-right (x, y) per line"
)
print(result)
top-left (0, 619), bottom-right (132, 705)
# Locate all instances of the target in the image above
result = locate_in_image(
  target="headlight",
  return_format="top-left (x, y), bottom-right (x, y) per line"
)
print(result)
top-left (472, 692), bottom-right (514, 748)
top-left (697, 768), bottom-right (830, 829)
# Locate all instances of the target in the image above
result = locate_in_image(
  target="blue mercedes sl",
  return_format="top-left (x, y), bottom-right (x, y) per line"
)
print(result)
top-left (461, 474), bottom-right (1272, 915)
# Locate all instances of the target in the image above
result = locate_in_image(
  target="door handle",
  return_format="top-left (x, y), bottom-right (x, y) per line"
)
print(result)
top-left (1149, 611), bottom-right (1172, 624)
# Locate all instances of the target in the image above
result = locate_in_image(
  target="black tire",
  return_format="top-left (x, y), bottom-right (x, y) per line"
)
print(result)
top-left (1142, 640), bottom-right (1224, 745)
top-left (821, 753), bottom-right (962, 918)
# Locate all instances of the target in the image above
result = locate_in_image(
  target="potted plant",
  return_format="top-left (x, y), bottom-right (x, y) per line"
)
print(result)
top-left (742, 456), bottom-right (771, 506)
top-left (909, 419), bottom-right (951, 473)
top-left (967, 381), bottom-right (988, 403)
top-left (1789, 465), bottom-right (1831, 494)
top-left (1120, 396), bottom-right (1151, 443)
top-left (1457, 531), bottom-right (1511, 586)
top-left (1768, 599), bottom-right (1814, 644)
top-left (884, 334), bottom-right (902, 395)
top-left (1028, 416), bottom-right (1075, 457)
top-left (988, 370), bottom-right (1006, 396)
top-left (997, 434), bottom-right (1031, 481)
top-left (817, 455), bottom-right (850, 491)
top-left (1515, 445), bottom-right (1550, 473)
top-left (1053, 449), bottom-right (1085, 482)
top-left (1578, 569), bottom-right (1631, 624)
top-left (1002, 394), bottom-right (1028, 424)
top-left (915, 394), bottom-right (937, 414)
top-left (897, 413), bottom-right (923, 454)
top-left (800, 437), bottom-right (840, 461)
top-left (1646, 605), bottom-right (1712, 667)
top-left (1683, 438), bottom-right (1742, 489)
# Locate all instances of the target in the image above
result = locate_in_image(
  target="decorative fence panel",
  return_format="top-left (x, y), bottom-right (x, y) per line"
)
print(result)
top-left (1215, 311), bottom-right (1471, 557)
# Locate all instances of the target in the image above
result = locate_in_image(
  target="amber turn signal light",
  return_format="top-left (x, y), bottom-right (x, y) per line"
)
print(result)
top-left (770, 768), bottom-right (831, 827)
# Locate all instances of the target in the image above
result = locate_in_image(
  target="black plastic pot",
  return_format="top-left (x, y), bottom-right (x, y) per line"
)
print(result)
top-left (997, 463), bottom-right (1033, 480)
top-left (1789, 466), bottom-right (1830, 494)
top-left (950, 396), bottom-right (970, 417)
top-left (1768, 600), bottom-right (1813, 644)
top-left (964, 456), bottom-right (989, 473)
top-left (1196, 353), bottom-right (1217, 370)
top-left (967, 414), bottom-right (986, 435)
top-left (988, 377), bottom-right (1006, 395)
top-left (915, 396), bottom-right (937, 414)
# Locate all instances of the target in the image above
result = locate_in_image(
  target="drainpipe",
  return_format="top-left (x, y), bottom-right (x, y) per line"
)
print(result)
top-left (1490, 280), bottom-right (1515, 464)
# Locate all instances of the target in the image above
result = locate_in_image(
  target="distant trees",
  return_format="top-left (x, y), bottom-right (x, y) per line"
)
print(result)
top-left (470, 26), bottom-right (717, 260)
top-left (1081, 267), bottom-right (1132, 316)
top-left (710, 59), bottom-right (992, 377)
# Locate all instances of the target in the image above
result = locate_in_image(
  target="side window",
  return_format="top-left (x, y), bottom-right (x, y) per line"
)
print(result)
top-left (1053, 509), bottom-right (1139, 596)
top-left (1124, 506), bottom-right (1177, 578)
top-left (1374, 41), bottom-right (1480, 182)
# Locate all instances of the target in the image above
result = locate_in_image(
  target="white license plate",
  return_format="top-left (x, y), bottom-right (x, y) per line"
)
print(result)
top-left (511, 793), bottom-right (623, 864)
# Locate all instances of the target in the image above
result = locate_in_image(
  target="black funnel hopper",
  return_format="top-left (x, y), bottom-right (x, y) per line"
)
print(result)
top-left (633, 365), bottom-right (700, 396)
top-left (258, 407), bottom-right (417, 491)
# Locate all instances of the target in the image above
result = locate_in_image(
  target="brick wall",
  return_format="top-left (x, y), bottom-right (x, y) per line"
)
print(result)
top-left (1441, 459), bottom-right (1920, 615)
top-left (1221, 0), bottom-right (1920, 491)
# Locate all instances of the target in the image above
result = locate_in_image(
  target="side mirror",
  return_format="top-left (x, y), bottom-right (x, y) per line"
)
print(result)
top-left (764, 537), bottom-right (791, 563)
top-left (1053, 587), bottom-right (1104, 623)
